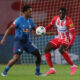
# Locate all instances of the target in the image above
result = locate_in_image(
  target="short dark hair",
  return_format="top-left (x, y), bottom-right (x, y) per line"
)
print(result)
top-left (59, 8), bottom-right (66, 13)
top-left (22, 5), bottom-right (32, 13)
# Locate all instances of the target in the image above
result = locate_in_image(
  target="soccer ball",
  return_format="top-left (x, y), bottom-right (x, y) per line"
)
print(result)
top-left (36, 26), bottom-right (46, 36)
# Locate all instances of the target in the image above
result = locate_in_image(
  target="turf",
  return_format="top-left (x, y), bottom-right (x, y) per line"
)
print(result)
top-left (0, 64), bottom-right (79, 80)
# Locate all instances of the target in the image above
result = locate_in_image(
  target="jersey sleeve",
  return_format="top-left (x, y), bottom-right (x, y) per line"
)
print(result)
top-left (51, 16), bottom-right (58, 24)
top-left (67, 17), bottom-right (75, 46)
top-left (45, 16), bottom-right (58, 32)
top-left (67, 18), bottom-right (75, 30)
top-left (12, 17), bottom-right (20, 28)
top-left (30, 19), bottom-right (36, 29)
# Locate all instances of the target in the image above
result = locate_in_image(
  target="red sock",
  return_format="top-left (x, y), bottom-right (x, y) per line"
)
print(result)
top-left (62, 51), bottom-right (73, 65)
top-left (45, 52), bottom-right (53, 68)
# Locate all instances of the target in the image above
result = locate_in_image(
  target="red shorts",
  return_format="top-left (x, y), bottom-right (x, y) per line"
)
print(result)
top-left (49, 38), bottom-right (69, 49)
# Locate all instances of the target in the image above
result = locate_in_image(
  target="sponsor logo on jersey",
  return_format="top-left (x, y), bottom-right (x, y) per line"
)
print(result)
top-left (23, 29), bottom-right (29, 32)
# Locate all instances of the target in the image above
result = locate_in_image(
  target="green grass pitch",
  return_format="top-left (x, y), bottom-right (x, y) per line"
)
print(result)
top-left (0, 64), bottom-right (79, 80)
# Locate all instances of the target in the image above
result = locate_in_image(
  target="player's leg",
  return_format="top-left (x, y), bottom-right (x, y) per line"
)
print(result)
top-left (24, 42), bottom-right (42, 76)
top-left (1, 41), bottom-right (24, 76)
top-left (1, 54), bottom-right (20, 76)
top-left (44, 43), bottom-right (56, 75)
top-left (59, 44), bottom-right (77, 76)
top-left (44, 38), bottom-right (60, 75)
top-left (44, 43), bottom-right (54, 68)
top-left (59, 45), bottom-right (74, 65)
top-left (31, 50), bottom-right (41, 75)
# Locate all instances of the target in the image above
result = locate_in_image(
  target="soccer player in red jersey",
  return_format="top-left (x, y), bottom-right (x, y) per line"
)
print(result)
top-left (44, 8), bottom-right (77, 76)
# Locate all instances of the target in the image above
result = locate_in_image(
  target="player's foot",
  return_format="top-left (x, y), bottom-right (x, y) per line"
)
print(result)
top-left (45, 69), bottom-right (56, 75)
top-left (70, 65), bottom-right (77, 76)
top-left (35, 72), bottom-right (43, 76)
top-left (35, 73), bottom-right (46, 76)
top-left (1, 72), bottom-right (7, 77)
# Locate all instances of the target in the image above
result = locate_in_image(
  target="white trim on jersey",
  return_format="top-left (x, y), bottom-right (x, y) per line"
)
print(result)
top-left (49, 41), bottom-right (57, 47)
top-left (32, 43), bottom-right (37, 48)
top-left (69, 28), bottom-right (75, 30)
top-left (50, 22), bottom-right (54, 25)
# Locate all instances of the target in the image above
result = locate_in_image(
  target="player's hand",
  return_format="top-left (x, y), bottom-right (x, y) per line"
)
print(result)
top-left (0, 39), bottom-right (5, 44)
top-left (46, 32), bottom-right (54, 35)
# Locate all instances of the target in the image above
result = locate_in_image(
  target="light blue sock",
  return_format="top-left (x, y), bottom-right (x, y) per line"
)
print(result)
top-left (3, 65), bottom-right (10, 73)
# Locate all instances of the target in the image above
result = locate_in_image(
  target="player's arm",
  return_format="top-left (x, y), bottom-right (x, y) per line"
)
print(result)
top-left (46, 32), bottom-right (55, 35)
top-left (68, 20), bottom-right (75, 46)
top-left (45, 16), bottom-right (57, 32)
top-left (0, 25), bottom-right (15, 44)
top-left (66, 18), bottom-right (75, 51)
top-left (0, 17), bottom-right (19, 44)
top-left (65, 18), bottom-right (75, 51)
top-left (66, 28), bottom-right (75, 51)
top-left (30, 19), bottom-right (37, 34)
top-left (31, 26), bottom-right (36, 33)
top-left (31, 25), bottom-right (39, 38)
top-left (69, 28), bottom-right (75, 46)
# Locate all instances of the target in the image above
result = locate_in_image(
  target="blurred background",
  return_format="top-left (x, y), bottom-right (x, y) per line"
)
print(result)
top-left (0, 0), bottom-right (80, 64)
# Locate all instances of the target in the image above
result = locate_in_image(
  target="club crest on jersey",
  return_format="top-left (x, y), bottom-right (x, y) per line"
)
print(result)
top-left (23, 29), bottom-right (29, 32)
top-left (69, 24), bottom-right (73, 27)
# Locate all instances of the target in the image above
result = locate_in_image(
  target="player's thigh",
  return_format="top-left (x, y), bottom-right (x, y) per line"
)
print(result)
top-left (60, 39), bottom-right (69, 47)
top-left (59, 39), bottom-right (69, 54)
top-left (59, 45), bottom-right (66, 54)
top-left (44, 43), bottom-right (53, 53)
top-left (49, 38), bottom-right (60, 49)
top-left (13, 41), bottom-right (24, 55)
top-left (31, 49), bottom-right (41, 58)
top-left (24, 42), bottom-right (38, 53)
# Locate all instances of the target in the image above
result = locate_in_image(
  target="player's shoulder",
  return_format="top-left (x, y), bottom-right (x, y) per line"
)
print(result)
top-left (66, 16), bottom-right (74, 27)
top-left (14, 16), bottom-right (24, 24)
top-left (66, 16), bottom-right (72, 21)
top-left (53, 15), bottom-right (59, 19)
top-left (52, 15), bottom-right (59, 22)
top-left (13, 16), bottom-right (24, 25)
top-left (16, 16), bottom-right (24, 20)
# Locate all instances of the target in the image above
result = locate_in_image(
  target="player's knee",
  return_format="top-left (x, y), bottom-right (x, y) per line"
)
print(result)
top-left (36, 54), bottom-right (41, 64)
top-left (59, 48), bottom-right (64, 54)
top-left (59, 45), bottom-right (65, 54)
top-left (32, 50), bottom-right (41, 64)
top-left (44, 43), bottom-right (53, 53)
top-left (13, 54), bottom-right (20, 61)
top-left (44, 47), bottom-right (51, 53)
top-left (59, 47), bottom-right (65, 54)
top-left (36, 58), bottom-right (41, 64)
top-left (36, 53), bottom-right (41, 64)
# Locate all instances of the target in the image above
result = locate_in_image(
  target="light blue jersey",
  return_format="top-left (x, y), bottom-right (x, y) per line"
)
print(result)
top-left (12, 16), bottom-right (38, 54)
top-left (12, 16), bottom-right (36, 41)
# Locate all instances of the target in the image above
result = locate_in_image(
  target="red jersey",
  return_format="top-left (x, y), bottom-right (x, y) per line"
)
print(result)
top-left (45, 15), bottom-right (75, 46)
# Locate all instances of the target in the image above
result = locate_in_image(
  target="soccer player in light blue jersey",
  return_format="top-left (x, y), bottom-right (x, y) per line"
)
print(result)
top-left (0, 5), bottom-right (42, 76)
